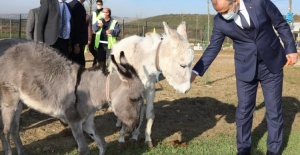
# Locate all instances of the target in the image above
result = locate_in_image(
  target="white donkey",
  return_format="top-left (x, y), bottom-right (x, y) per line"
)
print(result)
top-left (0, 40), bottom-right (144, 155)
top-left (111, 21), bottom-right (194, 147)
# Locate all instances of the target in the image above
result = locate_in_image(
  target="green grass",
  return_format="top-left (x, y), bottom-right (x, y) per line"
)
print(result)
top-left (0, 33), bottom-right (26, 39)
top-left (59, 59), bottom-right (300, 155)
top-left (57, 129), bottom-right (300, 155)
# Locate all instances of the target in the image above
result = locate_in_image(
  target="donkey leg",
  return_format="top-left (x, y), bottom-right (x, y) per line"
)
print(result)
top-left (82, 114), bottom-right (107, 155)
top-left (0, 87), bottom-right (21, 155)
top-left (130, 104), bottom-right (145, 141)
top-left (144, 87), bottom-right (156, 147)
top-left (68, 122), bottom-right (90, 155)
top-left (115, 118), bottom-right (122, 127)
top-left (0, 115), bottom-right (12, 155)
top-left (1, 106), bottom-right (19, 155)
top-left (118, 125), bottom-right (126, 143)
top-left (11, 102), bottom-right (27, 155)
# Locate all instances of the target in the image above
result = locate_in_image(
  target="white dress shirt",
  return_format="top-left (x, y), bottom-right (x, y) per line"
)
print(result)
top-left (234, 0), bottom-right (251, 29)
top-left (58, 0), bottom-right (71, 39)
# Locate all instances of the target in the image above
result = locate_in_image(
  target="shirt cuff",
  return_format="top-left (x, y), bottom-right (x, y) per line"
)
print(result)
top-left (192, 70), bottom-right (199, 76)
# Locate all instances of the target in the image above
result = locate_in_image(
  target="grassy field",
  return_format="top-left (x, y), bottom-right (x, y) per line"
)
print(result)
top-left (99, 50), bottom-right (300, 155)
top-left (1, 50), bottom-right (298, 155)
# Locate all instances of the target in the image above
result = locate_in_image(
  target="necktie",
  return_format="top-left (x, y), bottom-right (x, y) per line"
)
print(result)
top-left (238, 11), bottom-right (250, 29)
top-left (60, 2), bottom-right (67, 38)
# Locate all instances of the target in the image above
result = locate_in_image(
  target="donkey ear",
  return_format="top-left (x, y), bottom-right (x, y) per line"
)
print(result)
top-left (111, 54), bottom-right (126, 72)
top-left (177, 21), bottom-right (188, 40)
top-left (111, 51), bottom-right (126, 75)
top-left (118, 51), bottom-right (138, 78)
top-left (111, 54), bottom-right (118, 67)
top-left (119, 51), bottom-right (128, 65)
top-left (163, 21), bottom-right (172, 36)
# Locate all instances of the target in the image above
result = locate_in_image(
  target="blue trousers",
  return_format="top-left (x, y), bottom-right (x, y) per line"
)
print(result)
top-left (236, 63), bottom-right (283, 153)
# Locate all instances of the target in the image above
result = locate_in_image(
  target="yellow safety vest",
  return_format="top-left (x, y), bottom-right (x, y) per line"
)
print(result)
top-left (95, 19), bottom-right (118, 49)
top-left (92, 11), bottom-right (103, 25)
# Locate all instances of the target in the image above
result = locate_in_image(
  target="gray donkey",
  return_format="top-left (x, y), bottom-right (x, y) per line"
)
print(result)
top-left (0, 40), bottom-right (144, 155)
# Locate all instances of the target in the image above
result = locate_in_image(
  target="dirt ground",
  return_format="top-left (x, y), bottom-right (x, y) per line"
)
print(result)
top-left (1, 49), bottom-right (300, 154)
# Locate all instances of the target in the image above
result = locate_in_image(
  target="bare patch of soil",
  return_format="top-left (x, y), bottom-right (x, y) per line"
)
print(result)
top-left (1, 50), bottom-right (300, 154)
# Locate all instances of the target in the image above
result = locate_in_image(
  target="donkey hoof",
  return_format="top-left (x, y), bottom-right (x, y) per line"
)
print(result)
top-left (117, 142), bottom-right (126, 149)
top-left (116, 123), bottom-right (122, 128)
top-left (115, 119), bottom-right (122, 127)
top-left (127, 138), bottom-right (138, 145)
top-left (145, 141), bottom-right (153, 148)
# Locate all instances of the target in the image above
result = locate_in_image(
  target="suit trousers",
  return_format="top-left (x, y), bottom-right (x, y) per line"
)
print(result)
top-left (97, 43), bottom-right (108, 62)
top-left (51, 38), bottom-right (70, 57)
top-left (236, 62), bottom-right (283, 153)
top-left (69, 44), bottom-right (86, 67)
top-left (89, 34), bottom-right (98, 65)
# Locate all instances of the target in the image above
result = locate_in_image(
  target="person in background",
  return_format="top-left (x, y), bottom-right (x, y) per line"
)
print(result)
top-left (37, 0), bottom-right (74, 57)
top-left (190, 0), bottom-right (298, 155)
top-left (68, 0), bottom-right (88, 67)
top-left (90, 0), bottom-right (104, 67)
top-left (93, 7), bottom-right (120, 73)
top-left (86, 14), bottom-right (93, 60)
top-left (26, 0), bottom-right (42, 42)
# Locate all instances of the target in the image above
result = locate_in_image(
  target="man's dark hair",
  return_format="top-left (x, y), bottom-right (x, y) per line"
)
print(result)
top-left (96, 0), bottom-right (103, 3)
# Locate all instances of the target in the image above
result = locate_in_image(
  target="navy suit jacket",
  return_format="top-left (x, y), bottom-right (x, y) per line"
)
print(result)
top-left (68, 0), bottom-right (88, 46)
top-left (193, 0), bottom-right (297, 82)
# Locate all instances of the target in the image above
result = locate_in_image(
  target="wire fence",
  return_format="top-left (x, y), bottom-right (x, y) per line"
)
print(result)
top-left (118, 19), bottom-right (216, 47)
top-left (0, 14), bottom-right (214, 47)
top-left (0, 14), bottom-right (28, 39)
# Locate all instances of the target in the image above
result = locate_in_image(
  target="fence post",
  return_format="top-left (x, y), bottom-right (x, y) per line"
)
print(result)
top-left (10, 19), bottom-right (12, 38)
top-left (19, 14), bottom-right (22, 38)
top-left (145, 20), bottom-right (148, 34)
top-left (122, 19), bottom-right (124, 39)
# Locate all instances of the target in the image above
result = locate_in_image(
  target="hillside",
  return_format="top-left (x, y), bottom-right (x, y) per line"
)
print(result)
top-left (120, 14), bottom-right (216, 43)
top-left (120, 14), bottom-right (300, 44)
top-left (126, 14), bottom-right (214, 31)
top-left (126, 13), bottom-right (300, 30)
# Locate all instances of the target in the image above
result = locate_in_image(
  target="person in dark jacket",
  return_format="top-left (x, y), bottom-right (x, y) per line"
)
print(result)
top-left (191, 0), bottom-right (298, 155)
top-left (68, 0), bottom-right (88, 67)
top-left (93, 8), bottom-right (120, 73)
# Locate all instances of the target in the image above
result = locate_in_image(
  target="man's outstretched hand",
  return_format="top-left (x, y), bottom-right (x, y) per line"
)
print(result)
top-left (286, 53), bottom-right (298, 66)
top-left (190, 72), bottom-right (197, 83)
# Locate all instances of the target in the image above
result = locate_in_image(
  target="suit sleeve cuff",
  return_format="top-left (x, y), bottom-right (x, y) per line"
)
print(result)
top-left (192, 70), bottom-right (199, 76)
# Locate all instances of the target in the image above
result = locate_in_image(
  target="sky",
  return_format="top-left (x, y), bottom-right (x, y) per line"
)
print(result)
top-left (0, 0), bottom-right (299, 18)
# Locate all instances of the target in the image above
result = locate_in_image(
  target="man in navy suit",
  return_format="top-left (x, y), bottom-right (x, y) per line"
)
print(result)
top-left (191, 0), bottom-right (298, 154)
top-left (68, 0), bottom-right (88, 67)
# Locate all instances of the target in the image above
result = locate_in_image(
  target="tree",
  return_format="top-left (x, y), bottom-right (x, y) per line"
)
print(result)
top-left (86, 0), bottom-right (96, 15)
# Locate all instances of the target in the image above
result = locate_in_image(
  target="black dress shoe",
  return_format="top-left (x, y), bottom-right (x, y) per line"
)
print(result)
top-left (237, 150), bottom-right (251, 155)
top-left (266, 150), bottom-right (281, 155)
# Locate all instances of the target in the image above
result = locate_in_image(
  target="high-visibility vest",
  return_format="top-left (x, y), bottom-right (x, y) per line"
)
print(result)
top-left (95, 19), bottom-right (117, 49)
top-left (92, 11), bottom-right (103, 25)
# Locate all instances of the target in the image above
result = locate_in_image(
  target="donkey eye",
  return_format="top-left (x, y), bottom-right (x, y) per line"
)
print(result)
top-left (180, 64), bottom-right (186, 68)
top-left (130, 96), bottom-right (143, 102)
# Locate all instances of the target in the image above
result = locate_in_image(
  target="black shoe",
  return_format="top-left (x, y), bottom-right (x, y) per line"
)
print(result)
top-left (266, 150), bottom-right (280, 155)
top-left (237, 150), bottom-right (251, 155)
top-left (92, 58), bottom-right (97, 67)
